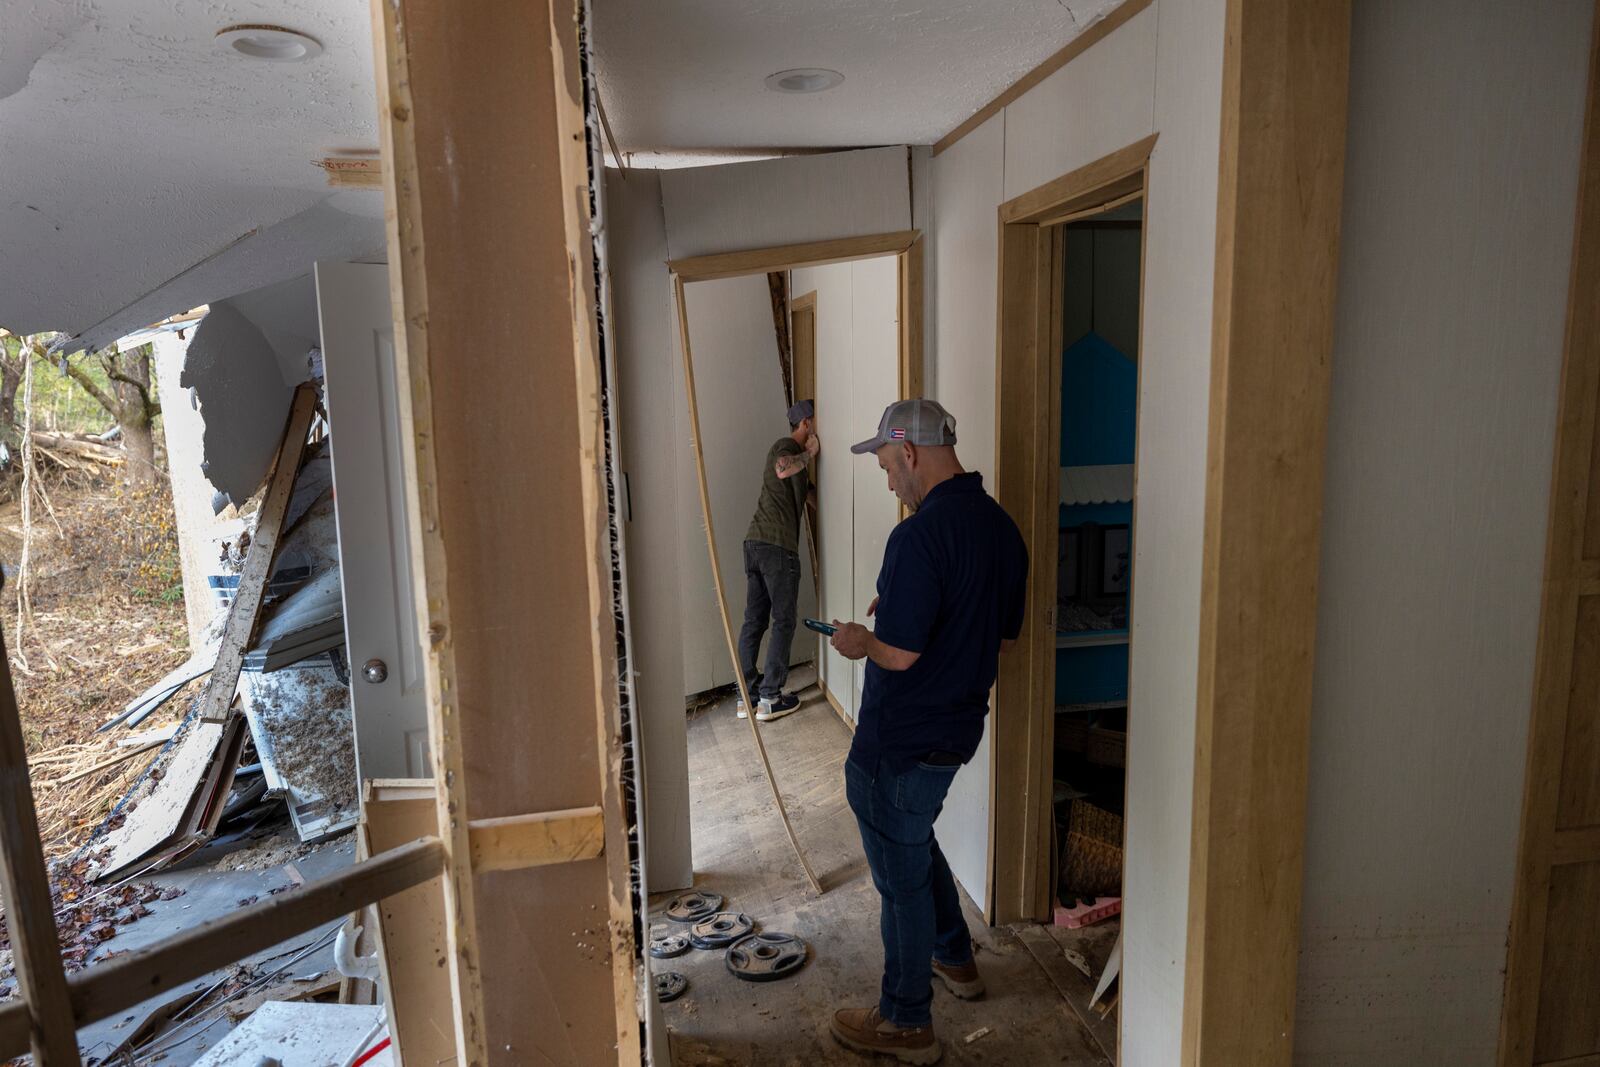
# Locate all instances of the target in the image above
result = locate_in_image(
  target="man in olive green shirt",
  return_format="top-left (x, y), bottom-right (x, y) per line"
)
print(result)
top-left (738, 399), bottom-right (818, 721)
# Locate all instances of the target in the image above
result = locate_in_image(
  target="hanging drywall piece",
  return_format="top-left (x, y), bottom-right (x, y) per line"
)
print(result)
top-left (181, 301), bottom-right (295, 509)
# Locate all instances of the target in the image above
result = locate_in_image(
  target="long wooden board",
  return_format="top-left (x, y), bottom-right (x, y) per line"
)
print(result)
top-left (198, 384), bottom-right (317, 724)
top-left (674, 273), bottom-right (824, 895)
top-left (0, 613), bottom-right (79, 1064)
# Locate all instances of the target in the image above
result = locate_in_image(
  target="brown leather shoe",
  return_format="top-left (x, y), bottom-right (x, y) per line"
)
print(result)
top-left (931, 957), bottom-right (986, 1000)
top-left (830, 1006), bottom-right (943, 1064)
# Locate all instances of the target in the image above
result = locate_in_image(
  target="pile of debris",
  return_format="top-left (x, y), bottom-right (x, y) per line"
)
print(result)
top-left (81, 384), bottom-right (360, 883)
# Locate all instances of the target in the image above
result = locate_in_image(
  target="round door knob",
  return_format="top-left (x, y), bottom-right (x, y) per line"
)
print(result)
top-left (363, 658), bottom-right (389, 684)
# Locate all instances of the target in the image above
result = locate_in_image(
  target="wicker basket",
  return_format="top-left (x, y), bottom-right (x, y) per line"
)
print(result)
top-left (1062, 799), bottom-right (1124, 897)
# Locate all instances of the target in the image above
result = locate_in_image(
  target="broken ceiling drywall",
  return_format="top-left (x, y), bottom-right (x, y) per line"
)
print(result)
top-left (0, 0), bottom-right (380, 341)
top-left (65, 199), bottom-right (385, 357)
top-left (181, 302), bottom-right (295, 510)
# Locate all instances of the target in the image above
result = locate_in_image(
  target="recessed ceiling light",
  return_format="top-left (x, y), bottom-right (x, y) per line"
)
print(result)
top-left (215, 24), bottom-right (323, 62)
top-left (764, 68), bottom-right (845, 94)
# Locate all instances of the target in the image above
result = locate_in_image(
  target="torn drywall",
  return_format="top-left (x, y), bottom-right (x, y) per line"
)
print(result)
top-left (180, 302), bottom-right (295, 510)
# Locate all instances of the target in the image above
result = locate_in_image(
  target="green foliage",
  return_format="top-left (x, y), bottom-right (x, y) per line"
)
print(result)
top-left (0, 333), bottom-right (164, 437)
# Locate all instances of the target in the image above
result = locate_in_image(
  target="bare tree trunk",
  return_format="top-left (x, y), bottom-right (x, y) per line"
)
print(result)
top-left (113, 347), bottom-right (157, 486)
top-left (56, 341), bottom-right (162, 487)
top-left (0, 338), bottom-right (22, 454)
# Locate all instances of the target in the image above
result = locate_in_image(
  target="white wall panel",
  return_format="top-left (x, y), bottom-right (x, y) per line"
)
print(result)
top-left (1116, 4), bottom-right (1224, 1062)
top-left (927, 112), bottom-right (1006, 915)
top-left (1296, 4), bottom-right (1592, 1063)
top-left (795, 257), bottom-right (902, 719)
top-left (797, 261), bottom-right (861, 712)
top-left (609, 170), bottom-right (693, 891)
top-left (660, 147), bottom-right (911, 261)
top-left (1002, 4), bottom-right (1158, 202)
top-left (849, 255), bottom-right (905, 709)
top-left (923, 4), bottom-right (1223, 1055)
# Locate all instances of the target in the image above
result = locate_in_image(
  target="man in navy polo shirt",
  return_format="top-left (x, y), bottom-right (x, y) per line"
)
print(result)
top-left (826, 398), bottom-right (1028, 1065)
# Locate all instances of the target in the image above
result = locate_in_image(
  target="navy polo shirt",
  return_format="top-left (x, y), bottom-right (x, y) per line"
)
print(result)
top-left (849, 472), bottom-right (1029, 770)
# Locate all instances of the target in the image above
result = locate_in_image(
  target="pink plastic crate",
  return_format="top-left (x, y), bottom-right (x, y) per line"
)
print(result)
top-left (1053, 896), bottom-right (1122, 928)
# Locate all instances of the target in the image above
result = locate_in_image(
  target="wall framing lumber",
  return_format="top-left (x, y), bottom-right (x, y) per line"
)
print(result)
top-left (670, 231), bottom-right (919, 283)
top-left (1500, 4), bottom-right (1600, 1063)
top-left (0, 837), bottom-right (445, 1063)
top-left (370, 0), bottom-right (642, 1063)
top-left (469, 807), bottom-right (606, 873)
top-left (899, 237), bottom-right (925, 398)
top-left (933, 0), bottom-right (1155, 157)
top-left (0, 620), bottom-right (79, 1064)
top-left (1181, 1), bottom-right (1351, 1064)
top-left (198, 384), bottom-right (317, 725)
top-left (361, 783), bottom-right (454, 1067)
top-left (989, 136), bottom-right (1155, 927)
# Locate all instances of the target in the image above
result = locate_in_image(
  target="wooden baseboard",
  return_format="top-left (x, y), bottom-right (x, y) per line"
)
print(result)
top-left (816, 677), bottom-right (855, 733)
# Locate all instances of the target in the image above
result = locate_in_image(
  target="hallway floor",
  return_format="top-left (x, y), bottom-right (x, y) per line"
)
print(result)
top-left (650, 676), bottom-right (1110, 1066)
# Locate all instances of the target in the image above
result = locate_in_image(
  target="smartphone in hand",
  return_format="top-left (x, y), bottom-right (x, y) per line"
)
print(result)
top-left (804, 618), bottom-right (838, 637)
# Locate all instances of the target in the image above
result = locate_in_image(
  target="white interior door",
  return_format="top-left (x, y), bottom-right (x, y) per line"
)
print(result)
top-left (314, 261), bottom-right (430, 780)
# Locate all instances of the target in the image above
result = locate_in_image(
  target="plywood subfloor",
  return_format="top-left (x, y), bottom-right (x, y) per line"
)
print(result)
top-left (651, 683), bottom-right (1110, 1065)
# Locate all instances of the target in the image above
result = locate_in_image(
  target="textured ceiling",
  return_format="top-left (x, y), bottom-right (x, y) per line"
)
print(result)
top-left (0, 0), bottom-right (380, 339)
top-left (592, 0), bottom-right (1120, 152)
top-left (1, 0), bottom-right (1123, 339)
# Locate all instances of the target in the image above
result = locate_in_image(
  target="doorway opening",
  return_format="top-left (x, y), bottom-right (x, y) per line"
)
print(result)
top-left (989, 136), bottom-right (1155, 1059)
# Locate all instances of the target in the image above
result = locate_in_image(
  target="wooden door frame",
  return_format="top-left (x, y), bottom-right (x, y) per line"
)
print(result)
top-left (1499, 4), bottom-right (1600, 1062)
top-left (991, 134), bottom-right (1157, 929)
top-left (791, 289), bottom-right (818, 409)
top-left (668, 230), bottom-right (923, 409)
top-left (1182, 1), bottom-right (1351, 1063)
top-left (990, 5), bottom-right (1352, 1064)
top-left (666, 229), bottom-right (926, 885)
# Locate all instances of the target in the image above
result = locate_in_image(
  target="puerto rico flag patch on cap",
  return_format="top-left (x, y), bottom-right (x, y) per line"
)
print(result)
top-left (889, 427), bottom-right (906, 440)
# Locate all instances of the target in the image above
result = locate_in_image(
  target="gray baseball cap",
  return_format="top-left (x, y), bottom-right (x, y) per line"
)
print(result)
top-left (850, 398), bottom-right (958, 454)
top-left (787, 398), bottom-right (815, 425)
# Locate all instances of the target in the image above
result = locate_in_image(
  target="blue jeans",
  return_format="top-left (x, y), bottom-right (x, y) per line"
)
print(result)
top-left (845, 754), bottom-right (973, 1028)
top-left (738, 541), bottom-right (800, 700)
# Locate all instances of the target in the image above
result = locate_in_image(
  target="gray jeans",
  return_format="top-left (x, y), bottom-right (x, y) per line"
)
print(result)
top-left (738, 540), bottom-right (800, 700)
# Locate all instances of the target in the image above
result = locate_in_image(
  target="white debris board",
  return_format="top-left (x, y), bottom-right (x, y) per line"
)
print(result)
top-left (90, 716), bottom-right (225, 879)
top-left (192, 1001), bottom-right (388, 1066)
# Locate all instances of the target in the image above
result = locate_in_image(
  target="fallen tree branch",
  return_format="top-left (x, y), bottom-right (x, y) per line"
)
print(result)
top-left (29, 431), bottom-right (124, 465)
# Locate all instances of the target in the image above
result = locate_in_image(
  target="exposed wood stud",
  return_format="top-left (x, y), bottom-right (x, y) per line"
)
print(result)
top-left (468, 807), bottom-right (606, 872)
top-left (0, 838), bottom-right (447, 1063)
top-left (314, 156), bottom-right (383, 188)
top-left (0, 619), bottom-right (80, 1064)
top-left (671, 231), bottom-right (920, 283)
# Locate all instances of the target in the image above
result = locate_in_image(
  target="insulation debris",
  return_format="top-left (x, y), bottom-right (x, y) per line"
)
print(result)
top-left (240, 655), bottom-right (358, 843)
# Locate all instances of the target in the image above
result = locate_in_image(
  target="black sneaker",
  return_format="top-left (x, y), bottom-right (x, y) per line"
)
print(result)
top-left (756, 693), bottom-right (801, 722)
